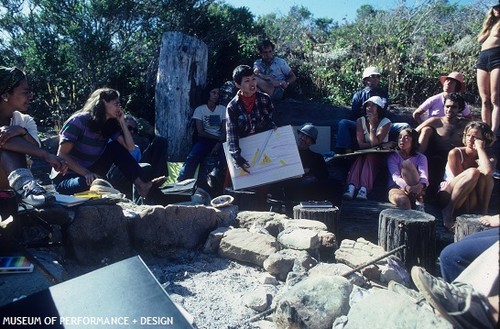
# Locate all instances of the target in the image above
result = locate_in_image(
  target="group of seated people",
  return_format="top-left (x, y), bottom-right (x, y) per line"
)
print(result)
top-left (338, 65), bottom-right (497, 230)
top-left (0, 38), bottom-right (497, 232)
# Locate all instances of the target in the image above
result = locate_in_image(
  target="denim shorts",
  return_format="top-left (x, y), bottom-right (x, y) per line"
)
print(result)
top-left (476, 47), bottom-right (500, 71)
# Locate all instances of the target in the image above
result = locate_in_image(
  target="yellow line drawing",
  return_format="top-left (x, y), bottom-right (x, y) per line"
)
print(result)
top-left (260, 154), bottom-right (272, 165)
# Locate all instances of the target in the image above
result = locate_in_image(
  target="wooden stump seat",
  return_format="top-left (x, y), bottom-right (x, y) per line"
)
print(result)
top-left (378, 209), bottom-right (436, 273)
top-left (454, 214), bottom-right (492, 242)
top-left (293, 205), bottom-right (340, 237)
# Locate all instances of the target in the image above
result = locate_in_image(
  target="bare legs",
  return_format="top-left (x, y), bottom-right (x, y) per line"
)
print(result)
top-left (477, 68), bottom-right (500, 134)
top-left (133, 176), bottom-right (167, 199)
top-left (388, 159), bottom-right (421, 209)
top-left (441, 168), bottom-right (493, 229)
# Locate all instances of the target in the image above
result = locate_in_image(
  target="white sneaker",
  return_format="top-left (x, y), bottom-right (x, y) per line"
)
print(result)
top-left (356, 187), bottom-right (367, 200)
top-left (415, 201), bottom-right (425, 212)
top-left (21, 180), bottom-right (55, 207)
top-left (343, 184), bottom-right (355, 200)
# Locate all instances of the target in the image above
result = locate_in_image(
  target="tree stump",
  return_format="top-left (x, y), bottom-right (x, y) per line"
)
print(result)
top-left (155, 31), bottom-right (208, 161)
top-left (293, 205), bottom-right (340, 237)
top-left (378, 209), bottom-right (436, 273)
top-left (454, 214), bottom-right (490, 242)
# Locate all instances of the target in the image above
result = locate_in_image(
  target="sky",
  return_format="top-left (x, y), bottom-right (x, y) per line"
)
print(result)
top-left (222, 0), bottom-right (483, 23)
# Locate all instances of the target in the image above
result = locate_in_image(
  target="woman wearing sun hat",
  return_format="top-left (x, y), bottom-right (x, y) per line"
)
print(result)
top-left (412, 71), bottom-right (472, 124)
top-left (477, 1), bottom-right (500, 135)
top-left (343, 96), bottom-right (392, 201)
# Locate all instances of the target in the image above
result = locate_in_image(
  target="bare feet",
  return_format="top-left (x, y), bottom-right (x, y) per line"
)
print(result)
top-left (134, 179), bottom-right (152, 198)
top-left (480, 214), bottom-right (500, 227)
top-left (441, 208), bottom-right (455, 231)
top-left (134, 176), bottom-right (167, 199)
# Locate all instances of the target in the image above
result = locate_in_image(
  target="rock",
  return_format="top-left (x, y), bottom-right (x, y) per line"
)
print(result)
top-left (236, 211), bottom-right (288, 237)
top-left (378, 257), bottom-right (411, 286)
top-left (218, 228), bottom-right (280, 267)
top-left (334, 238), bottom-right (391, 281)
top-left (274, 275), bottom-right (352, 329)
top-left (343, 289), bottom-right (452, 329)
top-left (214, 205), bottom-right (239, 227)
top-left (243, 286), bottom-right (269, 312)
top-left (203, 226), bottom-right (231, 254)
top-left (335, 238), bottom-right (386, 267)
top-left (259, 273), bottom-right (279, 286)
top-left (284, 219), bottom-right (328, 231)
top-left (277, 228), bottom-right (320, 250)
top-left (68, 205), bottom-right (133, 265)
top-left (317, 230), bottom-right (337, 262)
top-left (309, 263), bottom-right (368, 287)
top-left (264, 249), bottom-right (316, 282)
top-left (131, 205), bottom-right (219, 257)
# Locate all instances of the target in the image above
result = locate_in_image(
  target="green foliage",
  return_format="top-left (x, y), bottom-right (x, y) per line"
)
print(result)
top-left (0, 0), bottom-right (488, 128)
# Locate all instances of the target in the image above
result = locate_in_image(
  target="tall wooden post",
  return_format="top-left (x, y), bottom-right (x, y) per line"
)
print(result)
top-left (155, 32), bottom-right (208, 161)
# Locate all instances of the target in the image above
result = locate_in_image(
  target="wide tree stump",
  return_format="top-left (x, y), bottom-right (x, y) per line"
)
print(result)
top-left (454, 214), bottom-right (490, 242)
top-left (378, 209), bottom-right (436, 273)
top-left (293, 205), bottom-right (340, 237)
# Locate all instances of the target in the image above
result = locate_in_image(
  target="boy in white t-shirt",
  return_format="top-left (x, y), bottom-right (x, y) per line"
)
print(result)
top-left (177, 86), bottom-right (227, 184)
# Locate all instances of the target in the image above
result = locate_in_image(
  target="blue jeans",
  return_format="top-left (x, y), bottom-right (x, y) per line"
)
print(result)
top-left (53, 141), bottom-right (142, 195)
top-left (177, 138), bottom-right (221, 182)
top-left (335, 119), bottom-right (357, 149)
top-left (439, 228), bottom-right (499, 282)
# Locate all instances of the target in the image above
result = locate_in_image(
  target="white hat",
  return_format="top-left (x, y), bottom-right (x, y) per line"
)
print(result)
top-left (362, 96), bottom-right (385, 109)
top-left (362, 66), bottom-right (381, 79)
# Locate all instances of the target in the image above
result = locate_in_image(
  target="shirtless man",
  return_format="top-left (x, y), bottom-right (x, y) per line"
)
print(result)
top-left (253, 40), bottom-right (297, 101)
top-left (416, 93), bottom-right (470, 196)
top-left (477, 2), bottom-right (500, 134)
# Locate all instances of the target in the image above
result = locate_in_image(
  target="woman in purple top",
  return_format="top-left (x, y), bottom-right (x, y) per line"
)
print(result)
top-left (52, 88), bottom-right (162, 197)
top-left (387, 128), bottom-right (428, 211)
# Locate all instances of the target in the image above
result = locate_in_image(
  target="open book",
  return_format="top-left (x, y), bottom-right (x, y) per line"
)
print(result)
top-left (54, 194), bottom-right (90, 207)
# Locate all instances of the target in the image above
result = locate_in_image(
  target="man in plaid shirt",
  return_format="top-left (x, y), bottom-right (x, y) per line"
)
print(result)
top-left (226, 65), bottom-right (276, 173)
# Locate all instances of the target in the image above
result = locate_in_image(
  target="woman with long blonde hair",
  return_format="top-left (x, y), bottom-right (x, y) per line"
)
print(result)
top-left (477, 2), bottom-right (500, 134)
top-left (438, 121), bottom-right (496, 230)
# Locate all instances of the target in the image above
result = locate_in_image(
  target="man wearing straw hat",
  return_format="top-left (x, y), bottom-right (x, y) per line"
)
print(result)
top-left (412, 71), bottom-right (472, 124)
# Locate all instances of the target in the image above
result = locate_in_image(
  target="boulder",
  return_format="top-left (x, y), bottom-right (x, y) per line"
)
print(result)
top-left (308, 263), bottom-right (368, 287)
top-left (263, 249), bottom-right (317, 282)
top-left (274, 275), bottom-right (352, 329)
top-left (277, 228), bottom-right (320, 250)
top-left (236, 211), bottom-right (288, 237)
top-left (68, 205), bottom-right (133, 265)
top-left (218, 228), bottom-right (280, 267)
top-left (131, 205), bottom-right (219, 257)
top-left (342, 289), bottom-right (452, 329)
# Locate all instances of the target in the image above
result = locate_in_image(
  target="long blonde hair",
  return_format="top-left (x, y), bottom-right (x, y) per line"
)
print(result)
top-left (478, 7), bottom-right (500, 41)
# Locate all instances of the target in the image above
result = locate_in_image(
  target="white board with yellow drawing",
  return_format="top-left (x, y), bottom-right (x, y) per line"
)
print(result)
top-left (223, 125), bottom-right (304, 190)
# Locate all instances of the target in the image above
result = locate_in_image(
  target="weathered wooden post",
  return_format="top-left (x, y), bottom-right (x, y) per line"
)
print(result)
top-left (155, 32), bottom-right (208, 161)
top-left (378, 209), bottom-right (436, 273)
